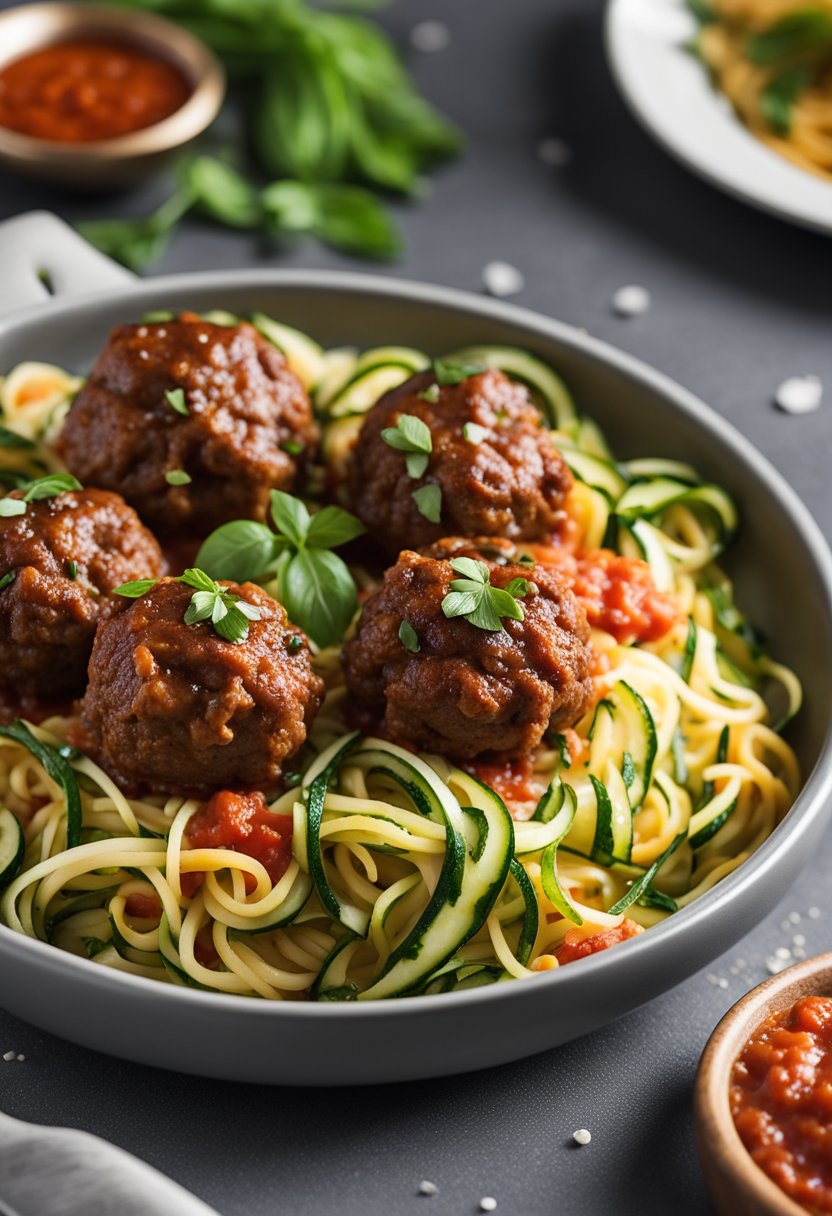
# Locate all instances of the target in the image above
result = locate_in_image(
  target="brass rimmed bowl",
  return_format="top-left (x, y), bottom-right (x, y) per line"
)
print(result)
top-left (0, 3), bottom-right (225, 188)
top-left (695, 953), bottom-right (832, 1216)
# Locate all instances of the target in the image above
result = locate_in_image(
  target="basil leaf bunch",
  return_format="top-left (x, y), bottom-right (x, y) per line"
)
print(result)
top-left (114, 568), bottom-right (262, 645)
top-left (0, 473), bottom-right (83, 517)
top-left (380, 413), bottom-right (432, 477)
top-left (441, 557), bottom-right (531, 633)
top-left (196, 492), bottom-right (365, 649)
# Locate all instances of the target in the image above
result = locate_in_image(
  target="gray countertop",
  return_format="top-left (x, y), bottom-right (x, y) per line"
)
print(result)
top-left (1, 0), bottom-right (832, 1213)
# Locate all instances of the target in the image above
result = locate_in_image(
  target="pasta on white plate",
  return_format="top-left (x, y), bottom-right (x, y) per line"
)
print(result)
top-left (0, 323), bottom-right (802, 1001)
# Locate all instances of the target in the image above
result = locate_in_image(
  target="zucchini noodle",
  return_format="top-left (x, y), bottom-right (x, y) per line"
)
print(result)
top-left (0, 337), bottom-right (802, 1001)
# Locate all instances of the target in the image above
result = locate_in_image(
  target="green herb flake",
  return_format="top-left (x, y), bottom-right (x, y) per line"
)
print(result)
top-left (288, 635), bottom-right (304, 653)
top-left (434, 359), bottom-right (484, 386)
top-left (21, 474), bottom-right (82, 503)
top-left (165, 388), bottom-right (189, 416)
top-left (463, 421), bottom-right (488, 445)
top-left (281, 439), bottom-right (305, 456)
top-left (381, 413), bottom-right (433, 479)
top-left (0, 498), bottom-right (26, 518)
top-left (517, 552), bottom-right (536, 569)
top-left (0, 570), bottom-right (15, 592)
top-left (441, 556), bottom-right (529, 632)
top-left (113, 579), bottom-right (159, 599)
top-left (165, 469), bottom-right (192, 486)
top-left (398, 620), bottom-right (421, 653)
top-left (141, 310), bottom-right (174, 323)
top-left (66, 561), bottom-right (78, 581)
top-left (419, 383), bottom-right (440, 404)
top-left (412, 483), bottom-right (442, 523)
top-left (178, 568), bottom-right (262, 645)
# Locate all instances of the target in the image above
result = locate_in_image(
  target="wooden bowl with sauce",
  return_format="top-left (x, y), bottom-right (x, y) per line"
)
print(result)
top-left (0, 2), bottom-right (224, 188)
top-left (695, 953), bottom-right (832, 1216)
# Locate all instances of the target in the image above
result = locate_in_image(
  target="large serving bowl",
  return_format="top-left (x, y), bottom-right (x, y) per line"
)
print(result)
top-left (0, 212), bottom-right (830, 1086)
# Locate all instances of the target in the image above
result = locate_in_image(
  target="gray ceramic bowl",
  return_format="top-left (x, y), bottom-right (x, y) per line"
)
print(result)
top-left (0, 211), bottom-right (830, 1086)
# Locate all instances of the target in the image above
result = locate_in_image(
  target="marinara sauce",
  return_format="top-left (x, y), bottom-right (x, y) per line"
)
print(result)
top-left (182, 790), bottom-right (294, 899)
top-left (731, 995), bottom-right (832, 1214)
top-left (0, 40), bottom-right (191, 143)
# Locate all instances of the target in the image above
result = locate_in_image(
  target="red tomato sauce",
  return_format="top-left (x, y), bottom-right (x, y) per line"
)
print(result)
top-left (554, 918), bottom-right (643, 966)
top-left (0, 40), bottom-right (191, 143)
top-left (529, 545), bottom-right (679, 644)
top-left (182, 790), bottom-right (294, 899)
top-left (731, 996), bottom-right (832, 1214)
top-left (468, 753), bottom-right (546, 813)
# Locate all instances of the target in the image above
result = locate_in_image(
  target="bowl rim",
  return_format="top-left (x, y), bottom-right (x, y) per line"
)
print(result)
top-left (1, 266), bottom-right (831, 1021)
top-left (0, 1), bottom-right (225, 161)
top-left (694, 951), bottom-right (832, 1216)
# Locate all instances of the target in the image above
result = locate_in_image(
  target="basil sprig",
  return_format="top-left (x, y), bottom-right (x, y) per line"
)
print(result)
top-left (381, 414), bottom-right (432, 478)
top-left (441, 557), bottom-right (530, 632)
top-left (114, 568), bottom-right (262, 645)
top-left (196, 492), bottom-right (365, 649)
top-left (0, 473), bottom-right (82, 518)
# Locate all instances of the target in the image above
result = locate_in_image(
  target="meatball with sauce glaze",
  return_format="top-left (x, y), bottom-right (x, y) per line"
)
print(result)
top-left (57, 313), bottom-right (317, 536)
top-left (342, 548), bottom-right (593, 759)
top-left (348, 368), bottom-right (573, 555)
top-left (0, 488), bottom-right (164, 700)
top-left (78, 578), bottom-right (324, 796)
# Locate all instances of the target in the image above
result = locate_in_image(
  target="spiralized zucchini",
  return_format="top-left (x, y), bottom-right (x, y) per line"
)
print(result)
top-left (0, 323), bottom-right (802, 1000)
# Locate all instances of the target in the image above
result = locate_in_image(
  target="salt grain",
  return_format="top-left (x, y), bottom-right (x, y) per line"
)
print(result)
top-left (612, 285), bottom-right (651, 318)
top-left (718, 978), bottom-right (729, 990)
top-left (809, 907), bottom-right (822, 919)
top-left (794, 948), bottom-right (807, 959)
top-left (781, 920), bottom-right (792, 932)
top-left (793, 934), bottom-right (806, 947)
top-left (789, 911), bottom-right (801, 925)
top-left (2, 1051), bottom-right (15, 1062)
top-left (482, 261), bottom-right (525, 298)
top-left (767, 957), bottom-right (790, 975)
top-left (707, 973), bottom-right (720, 986)
top-left (537, 137), bottom-right (572, 167)
top-left (410, 20), bottom-right (451, 53)
top-left (775, 947), bottom-right (792, 960)
top-left (480, 1199), bottom-right (497, 1212)
top-left (16, 1054), bottom-right (24, 1062)
top-left (573, 1128), bottom-right (592, 1145)
top-left (774, 374), bottom-right (823, 415)
top-left (418, 1181), bottom-right (439, 1197)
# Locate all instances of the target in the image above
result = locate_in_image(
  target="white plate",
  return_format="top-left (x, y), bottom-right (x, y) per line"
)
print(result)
top-left (605, 0), bottom-right (832, 235)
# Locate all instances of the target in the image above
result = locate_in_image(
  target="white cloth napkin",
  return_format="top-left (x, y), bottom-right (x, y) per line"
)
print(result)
top-left (0, 1112), bottom-right (220, 1216)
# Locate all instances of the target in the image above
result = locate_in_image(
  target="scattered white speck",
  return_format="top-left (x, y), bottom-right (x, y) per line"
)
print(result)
top-left (482, 261), bottom-right (525, 298)
top-left (418, 1181), bottom-right (439, 1197)
top-left (537, 137), bottom-right (572, 167)
top-left (198, 333), bottom-right (209, 344)
top-left (775, 946), bottom-right (792, 960)
top-left (789, 911), bottom-right (801, 925)
top-left (730, 966), bottom-right (740, 976)
top-left (2, 1050), bottom-right (15, 1062)
top-left (410, 20), bottom-right (450, 52)
top-left (573, 1128), bottom-right (592, 1145)
top-left (809, 907), bottom-right (822, 919)
top-left (781, 920), bottom-right (792, 931)
top-left (767, 957), bottom-right (790, 975)
top-left (138, 350), bottom-right (148, 361)
top-left (707, 973), bottom-right (720, 986)
top-left (718, 977), bottom-right (729, 990)
top-left (137, 326), bottom-right (148, 338)
top-left (480, 1199), bottom-right (497, 1212)
top-left (793, 934), bottom-right (806, 947)
top-left (794, 948), bottom-right (807, 959)
top-left (157, 328), bottom-right (167, 338)
top-left (16, 1054), bottom-right (24, 1062)
top-left (612, 285), bottom-right (651, 318)
top-left (774, 374), bottom-right (823, 415)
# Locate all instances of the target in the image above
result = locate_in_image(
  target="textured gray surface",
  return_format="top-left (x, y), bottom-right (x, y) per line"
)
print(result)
top-left (0, 0), bottom-right (831, 1212)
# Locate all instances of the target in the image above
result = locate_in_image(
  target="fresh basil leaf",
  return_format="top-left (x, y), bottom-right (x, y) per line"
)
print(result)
top-left (0, 570), bottom-right (15, 592)
top-left (281, 548), bottom-right (357, 648)
top-left (412, 484), bottom-right (442, 523)
top-left (165, 469), bottom-right (192, 486)
top-left (434, 359), bottom-right (484, 386)
top-left (442, 590), bottom-right (481, 619)
top-left (488, 587), bottom-right (525, 622)
top-left (0, 499), bottom-right (26, 517)
top-left (504, 577), bottom-right (531, 598)
top-left (213, 599), bottom-right (254, 644)
top-left (306, 505), bottom-right (366, 550)
top-left (178, 568), bottom-right (218, 594)
top-left (398, 619), bottom-right (420, 653)
top-left (235, 599), bottom-right (262, 621)
top-left (760, 65), bottom-right (813, 134)
top-left (262, 180), bottom-right (401, 259)
top-left (0, 425), bottom-right (35, 450)
top-left (114, 578), bottom-right (159, 598)
top-left (406, 452), bottom-right (429, 478)
top-left (463, 422), bottom-right (488, 445)
top-left (745, 10), bottom-right (832, 65)
top-left (381, 413), bottom-right (432, 453)
top-left (22, 473), bottom-right (82, 502)
top-left (254, 42), bottom-right (351, 182)
top-left (196, 520), bottom-right (279, 583)
top-left (467, 594), bottom-right (504, 632)
top-left (270, 490), bottom-right (311, 548)
top-left (77, 184), bottom-right (193, 272)
top-left (449, 556), bottom-right (489, 584)
top-left (165, 388), bottom-right (189, 416)
top-left (184, 590), bottom-right (219, 625)
top-left (419, 383), bottom-right (440, 404)
top-left (183, 156), bottom-right (264, 228)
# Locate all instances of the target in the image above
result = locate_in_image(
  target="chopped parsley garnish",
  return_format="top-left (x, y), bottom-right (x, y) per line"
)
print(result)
top-left (419, 383), bottom-right (440, 404)
top-left (165, 387), bottom-right (189, 416)
top-left (281, 439), bottom-right (305, 456)
top-left (398, 619), bottom-right (420, 653)
top-left (441, 556), bottom-right (530, 632)
top-left (380, 413), bottom-right (433, 478)
top-left (412, 483), bottom-right (442, 523)
top-left (0, 570), bottom-right (15, 592)
top-left (0, 499), bottom-right (26, 518)
top-left (165, 469), bottom-right (192, 486)
top-left (433, 358), bottom-right (484, 386)
top-left (288, 634), bottom-right (303, 652)
top-left (517, 552), bottom-right (536, 569)
top-left (114, 568), bottom-right (262, 645)
top-left (67, 561), bottom-right (78, 581)
top-left (0, 473), bottom-right (82, 518)
top-left (463, 421), bottom-right (488, 445)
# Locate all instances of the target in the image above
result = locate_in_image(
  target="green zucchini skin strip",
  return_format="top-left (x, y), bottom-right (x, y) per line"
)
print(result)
top-left (607, 832), bottom-right (687, 915)
top-left (311, 931), bottom-right (359, 1000)
top-left (508, 858), bottom-right (539, 965)
top-left (0, 807), bottom-right (24, 890)
top-left (590, 774), bottom-right (615, 864)
top-left (538, 782), bottom-right (584, 926)
top-left (304, 732), bottom-right (368, 936)
top-left (0, 720), bottom-right (82, 849)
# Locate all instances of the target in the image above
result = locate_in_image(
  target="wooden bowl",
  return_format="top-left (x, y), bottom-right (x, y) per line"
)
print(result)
top-left (0, 3), bottom-right (225, 189)
top-left (695, 952), bottom-right (832, 1216)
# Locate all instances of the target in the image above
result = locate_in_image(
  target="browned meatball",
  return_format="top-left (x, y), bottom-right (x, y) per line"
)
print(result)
top-left (79, 578), bottom-right (324, 796)
top-left (57, 313), bottom-right (317, 536)
top-left (342, 549), bottom-right (593, 759)
top-left (349, 369), bottom-right (572, 554)
top-left (0, 489), bottom-right (163, 701)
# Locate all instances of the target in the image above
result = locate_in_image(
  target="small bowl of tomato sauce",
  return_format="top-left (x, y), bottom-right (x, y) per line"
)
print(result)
top-left (696, 953), bottom-right (832, 1216)
top-left (0, 2), bottom-right (224, 188)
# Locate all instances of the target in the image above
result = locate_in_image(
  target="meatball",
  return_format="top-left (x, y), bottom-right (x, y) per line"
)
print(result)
top-left (0, 489), bottom-right (163, 700)
top-left (349, 369), bottom-right (572, 554)
top-left (342, 549), bottom-right (593, 759)
top-left (57, 313), bottom-right (317, 536)
top-left (79, 578), bottom-right (324, 796)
